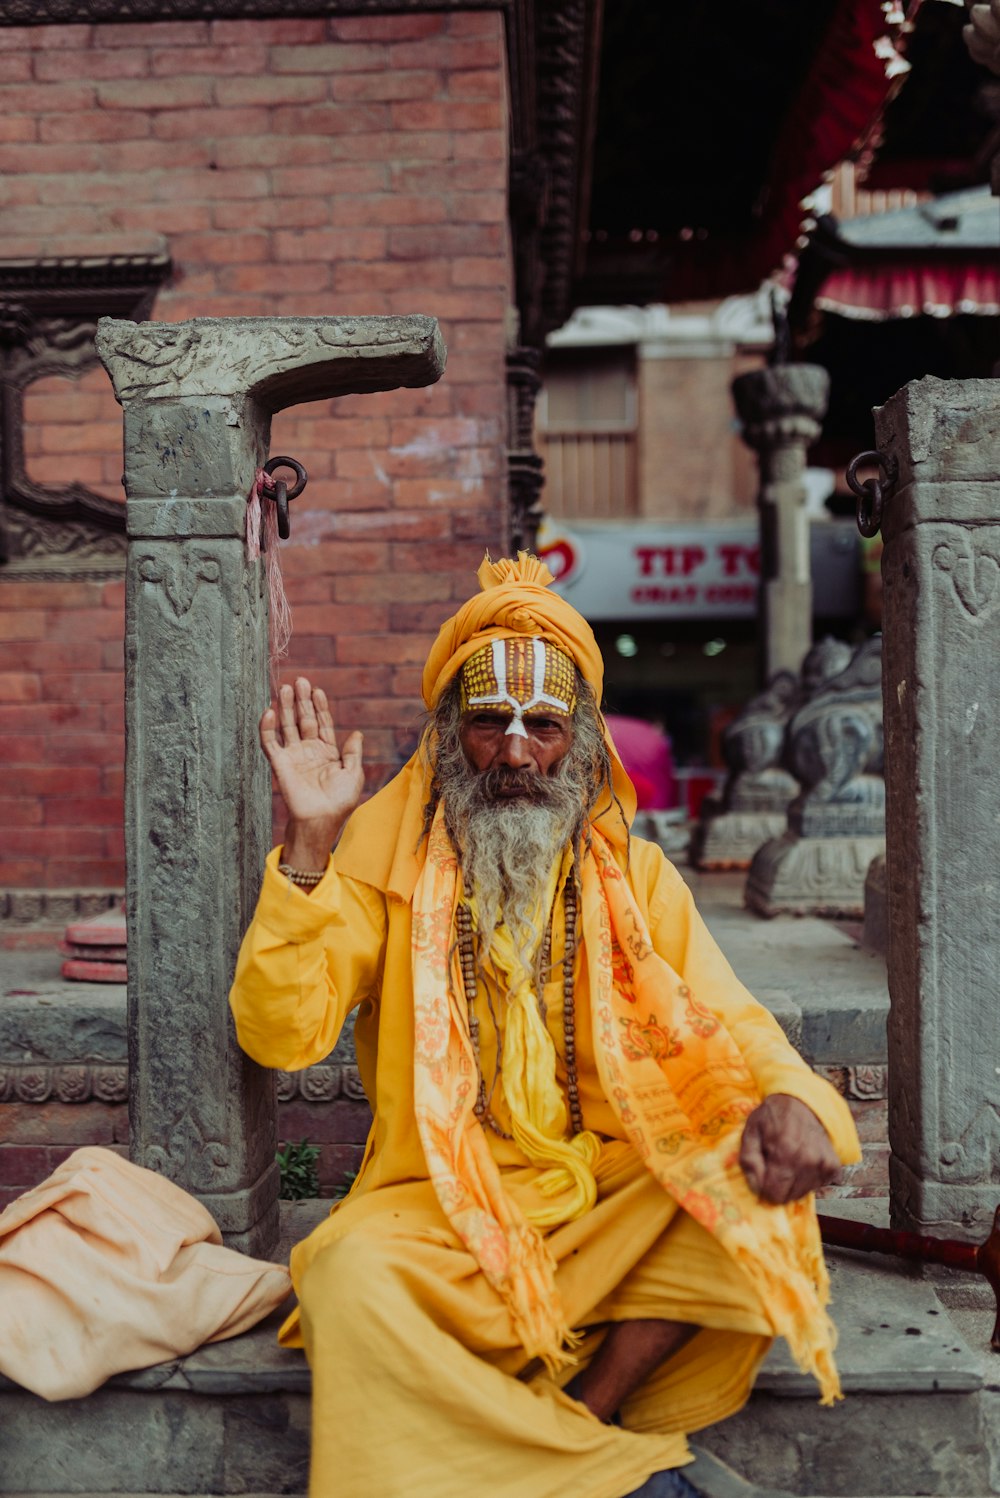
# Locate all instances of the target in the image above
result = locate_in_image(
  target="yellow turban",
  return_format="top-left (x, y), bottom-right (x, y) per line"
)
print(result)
top-left (422, 553), bottom-right (605, 709)
top-left (335, 552), bottom-right (635, 898)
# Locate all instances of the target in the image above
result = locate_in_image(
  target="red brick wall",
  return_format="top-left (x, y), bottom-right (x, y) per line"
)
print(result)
top-left (0, 12), bottom-right (512, 891)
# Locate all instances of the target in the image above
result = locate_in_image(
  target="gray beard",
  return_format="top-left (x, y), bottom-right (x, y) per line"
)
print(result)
top-left (441, 767), bottom-right (583, 981)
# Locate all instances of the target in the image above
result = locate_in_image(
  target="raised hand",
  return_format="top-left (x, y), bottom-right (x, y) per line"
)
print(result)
top-left (260, 677), bottom-right (364, 870)
top-left (739, 1093), bottom-right (841, 1205)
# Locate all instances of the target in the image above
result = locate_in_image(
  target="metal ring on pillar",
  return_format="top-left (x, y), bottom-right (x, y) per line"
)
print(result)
top-left (262, 456), bottom-right (308, 545)
top-left (847, 450), bottom-right (897, 540)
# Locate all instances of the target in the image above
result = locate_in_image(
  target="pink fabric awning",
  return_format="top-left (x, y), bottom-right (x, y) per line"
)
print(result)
top-left (816, 260), bottom-right (1000, 319)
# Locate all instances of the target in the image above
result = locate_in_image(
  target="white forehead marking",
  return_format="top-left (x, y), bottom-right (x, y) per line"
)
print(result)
top-left (467, 637), bottom-right (569, 739)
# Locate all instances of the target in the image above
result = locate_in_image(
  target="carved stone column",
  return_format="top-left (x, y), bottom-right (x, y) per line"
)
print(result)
top-left (874, 375), bottom-right (1000, 1238)
top-left (732, 364), bottom-right (830, 680)
top-left (97, 315), bottom-right (445, 1255)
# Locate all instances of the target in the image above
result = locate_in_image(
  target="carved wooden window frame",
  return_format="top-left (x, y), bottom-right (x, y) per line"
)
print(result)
top-left (0, 255), bottom-right (170, 580)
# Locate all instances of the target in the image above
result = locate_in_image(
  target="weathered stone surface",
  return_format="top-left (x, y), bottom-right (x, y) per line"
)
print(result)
top-left (693, 640), bottom-right (854, 870)
top-left (746, 831), bottom-right (886, 918)
top-left (97, 314), bottom-right (446, 1258)
top-left (875, 377), bottom-right (1000, 1238)
top-left (97, 314), bottom-right (446, 408)
top-left (732, 363), bottom-right (830, 678)
top-left (785, 636), bottom-right (884, 838)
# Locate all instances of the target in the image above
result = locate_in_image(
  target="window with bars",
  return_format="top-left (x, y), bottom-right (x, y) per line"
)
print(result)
top-left (537, 345), bottom-right (638, 519)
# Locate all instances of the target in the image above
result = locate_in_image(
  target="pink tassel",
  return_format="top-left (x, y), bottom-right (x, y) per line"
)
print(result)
top-left (247, 469), bottom-right (293, 683)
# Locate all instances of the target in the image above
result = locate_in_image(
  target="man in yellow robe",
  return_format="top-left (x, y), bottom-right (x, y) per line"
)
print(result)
top-left (230, 554), bottom-right (861, 1498)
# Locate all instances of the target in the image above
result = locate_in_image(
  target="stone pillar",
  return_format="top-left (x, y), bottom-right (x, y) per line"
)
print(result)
top-left (873, 375), bottom-right (1000, 1238)
top-left (97, 316), bottom-right (445, 1255)
top-left (731, 364), bottom-right (830, 680)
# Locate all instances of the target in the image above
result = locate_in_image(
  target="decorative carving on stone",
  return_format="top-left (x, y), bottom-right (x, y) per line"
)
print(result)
top-left (932, 536), bottom-right (1000, 622)
top-left (0, 1064), bottom-right (129, 1103)
top-left (341, 1066), bottom-right (369, 1103)
top-left (0, 254), bottom-right (169, 578)
top-left (137, 550), bottom-right (224, 620)
top-left (815, 1063), bottom-right (888, 1100)
top-left (692, 637), bottom-right (853, 869)
top-left (105, 314), bottom-right (443, 1256)
top-left (785, 636), bottom-right (884, 838)
top-left (745, 637), bottom-right (885, 917)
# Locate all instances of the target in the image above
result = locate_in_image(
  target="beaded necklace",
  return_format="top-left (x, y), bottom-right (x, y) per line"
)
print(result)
top-left (456, 873), bottom-right (583, 1140)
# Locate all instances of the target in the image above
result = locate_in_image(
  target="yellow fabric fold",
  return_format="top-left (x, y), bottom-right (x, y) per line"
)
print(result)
top-left (410, 807), bottom-right (843, 1403)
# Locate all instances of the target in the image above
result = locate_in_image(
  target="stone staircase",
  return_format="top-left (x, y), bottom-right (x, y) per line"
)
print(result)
top-left (3, 1200), bottom-right (998, 1496)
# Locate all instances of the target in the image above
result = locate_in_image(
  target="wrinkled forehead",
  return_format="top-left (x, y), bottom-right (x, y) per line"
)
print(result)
top-left (458, 637), bottom-right (576, 731)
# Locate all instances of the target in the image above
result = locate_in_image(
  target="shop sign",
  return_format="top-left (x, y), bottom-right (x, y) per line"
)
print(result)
top-left (537, 520), bottom-right (858, 621)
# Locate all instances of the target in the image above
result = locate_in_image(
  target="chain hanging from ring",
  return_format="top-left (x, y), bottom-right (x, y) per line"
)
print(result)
top-left (846, 449), bottom-right (898, 539)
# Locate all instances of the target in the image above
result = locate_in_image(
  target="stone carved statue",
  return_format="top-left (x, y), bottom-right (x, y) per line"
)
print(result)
top-left (785, 636), bottom-right (884, 836)
top-left (746, 636), bottom-right (885, 917)
top-left (692, 636), bottom-right (853, 869)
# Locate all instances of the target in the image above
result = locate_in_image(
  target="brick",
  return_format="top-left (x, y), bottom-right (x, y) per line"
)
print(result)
top-left (152, 105), bottom-right (271, 141)
top-left (212, 134), bottom-right (330, 169)
top-left (40, 110), bottom-right (153, 145)
top-left (0, 799), bottom-right (43, 828)
top-left (0, 142), bottom-right (105, 174)
top-left (0, 177), bottom-right (41, 206)
top-left (329, 193), bottom-right (448, 228)
top-left (46, 858), bottom-right (126, 887)
top-left (0, 1102), bottom-right (120, 1147)
top-left (332, 258), bottom-right (452, 293)
top-left (331, 70), bottom-right (439, 103)
top-left (0, 673), bottom-right (40, 702)
top-left (453, 254), bottom-right (508, 287)
top-left (216, 73), bottom-right (327, 109)
top-left (12, 766), bottom-right (103, 797)
top-left (391, 98), bottom-right (502, 132)
top-left (388, 37), bottom-right (501, 71)
top-left (102, 581), bottom-right (126, 609)
top-left (99, 135), bottom-right (211, 170)
top-left (336, 632), bottom-right (432, 666)
top-left (447, 14), bottom-right (500, 39)
top-left (285, 602), bottom-right (389, 634)
top-left (156, 168), bottom-right (270, 202)
top-left (388, 223), bottom-right (503, 260)
top-left (33, 48), bottom-right (149, 82)
top-left (110, 201), bottom-right (214, 235)
top-left (151, 44), bottom-right (268, 76)
top-left (0, 116), bottom-right (37, 143)
top-left (102, 766), bottom-right (125, 798)
top-left (394, 161), bottom-right (504, 194)
top-left (447, 69), bottom-right (503, 100)
top-left (279, 163), bottom-right (387, 196)
top-left (333, 571), bottom-right (454, 605)
top-left (452, 130), bottom-right (506, 161)
top-left (450, 190), bottom-right (506, 224)
top-left (0, 52), bottom-right (30, 81)
top-left (326, 129), bottom-right (452, 164)
top-left (214, 199), bottom-right (328, 234)
top-left (271, 42), bottom-right (388, 73)
top-left (45, 733), bottom-right (125, 768)
top-left (99, 75), bottom-right (215, 108)
top-left (271, 102), bottom-right (389, 136)
top-left (391, 666), bottom-right (424, 697)
top-left (0, 579), bottom-right (105, 609)
top-left (211, 19), bottom-right (326, 45)
top-left (0, 611), bottom-right (45, 641)
top-left (273, 227), bottom-right (385, 263)
top-left (41, 796), bottom-right (122, 832)
top-left (39, 422), bottom-right (124, 455)
top-left (98, 22), bottom-right (211, 48)
top-left (217, 262), bottom-right (329, 293)
top-left (40, 673), bottom-right (122, 704)
top-left (5, 23), bottom-right (91, 50)
top-left (10, 643), bottom-right (105, 672)
top-left (0, 1144), bottom-right (50, 1188)
top-left (0, 81), bottom-right (96, 112)
top-left (170, 231), bottom-right (270, 264)
top-left (330, 16), bottom-right (446, 42)
top-left (0, 703), bottom-right (104, 736)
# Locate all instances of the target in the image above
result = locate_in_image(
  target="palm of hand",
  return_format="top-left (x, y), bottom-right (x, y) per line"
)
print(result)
top-left (272, 737), bottom-right (363, 825)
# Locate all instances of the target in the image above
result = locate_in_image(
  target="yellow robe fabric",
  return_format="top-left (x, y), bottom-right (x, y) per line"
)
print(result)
top-left (230, 838), bottom-right (860, 1498)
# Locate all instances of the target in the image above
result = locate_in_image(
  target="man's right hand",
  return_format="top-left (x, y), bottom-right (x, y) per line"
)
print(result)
top-left (260, 677), bottom-right (364, 871)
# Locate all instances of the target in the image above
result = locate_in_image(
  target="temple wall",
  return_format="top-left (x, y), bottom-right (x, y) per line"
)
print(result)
top-left (0, 11), bottom-right (511, 894)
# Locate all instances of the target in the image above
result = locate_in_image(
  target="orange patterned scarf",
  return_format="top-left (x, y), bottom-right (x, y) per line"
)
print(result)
top-left (410, 807), bottom-right (840, 1401)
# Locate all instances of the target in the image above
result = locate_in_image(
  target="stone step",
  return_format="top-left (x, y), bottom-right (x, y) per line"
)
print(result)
top-left (2, 1249), bottom-right (994, 1497)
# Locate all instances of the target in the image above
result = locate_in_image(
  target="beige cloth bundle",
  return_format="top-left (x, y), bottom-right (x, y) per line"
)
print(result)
top-left (0, 1146), bottom-right (291, 1401)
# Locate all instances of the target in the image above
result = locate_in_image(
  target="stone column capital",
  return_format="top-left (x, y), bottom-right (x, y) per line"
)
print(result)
top-left (732, 364), bottom-right (830, 450)
top-left (96, 314), bottom-right (445, 410)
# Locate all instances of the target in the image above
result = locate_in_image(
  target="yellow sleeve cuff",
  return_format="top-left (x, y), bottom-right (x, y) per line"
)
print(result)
top-left (255, 845), bottom-right (343, 944)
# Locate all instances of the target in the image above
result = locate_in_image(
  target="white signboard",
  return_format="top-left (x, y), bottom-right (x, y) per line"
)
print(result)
top-left (536, 519), bottom-right (859, 621)
top-left (538, 520), bottom-right (760, 620)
